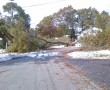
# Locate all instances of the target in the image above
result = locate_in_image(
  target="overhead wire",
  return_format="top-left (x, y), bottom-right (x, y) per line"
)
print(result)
top-left (0, 0), bottom-right (66, 27)
top-left (22, 0), bottom-right (66, 8)
top-left (0, 0), bottom-right (66, 12)
top-left (0, 0), bottom-right (66, 16)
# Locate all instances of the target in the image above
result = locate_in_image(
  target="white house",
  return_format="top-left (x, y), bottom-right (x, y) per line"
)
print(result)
top-left (74, 27), bottom-right (102, 47)
top-left (77, 27), bottom-right (102, 40)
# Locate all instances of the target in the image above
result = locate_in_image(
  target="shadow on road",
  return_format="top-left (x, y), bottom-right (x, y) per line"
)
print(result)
top-left (0, 56), bottom-right (63, 66)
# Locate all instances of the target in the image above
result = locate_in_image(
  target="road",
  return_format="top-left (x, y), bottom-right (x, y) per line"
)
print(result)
top-left (65, 58), bottom-right (110, 89)
top-left (0, 47), bottom-right (103, 90)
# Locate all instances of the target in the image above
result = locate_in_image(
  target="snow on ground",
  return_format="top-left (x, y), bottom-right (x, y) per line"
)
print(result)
top-left (68, 50), bottom-right (110, 59)
top-left (50, 45), bottom-right (65, 48)
top-left (0, 49), bottom-right (6, 53)
top-left (27, 51), bottom-right (59, 58)
top-left (1, 46), bottom-right (110, 62)
top-left (0, 53), bottom-right (29, 61)
top-left (75, 42), bottom-right (82, 47)
top-left (0, 51), bottom-right (59, 62)
top-left (0, 54), bottom-right (12, 61)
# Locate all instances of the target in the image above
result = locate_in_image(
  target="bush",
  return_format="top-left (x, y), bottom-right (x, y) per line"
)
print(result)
top-left (80, 30), bottom-right (110, 51)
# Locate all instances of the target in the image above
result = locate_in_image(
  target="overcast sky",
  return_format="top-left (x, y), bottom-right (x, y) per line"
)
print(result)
top-left (0, 0), bottom-right (110, 28)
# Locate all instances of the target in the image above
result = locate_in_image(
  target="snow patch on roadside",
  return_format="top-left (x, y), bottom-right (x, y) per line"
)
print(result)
top-left (0, 53), bottom-right (29, 61)
top-left (0, 51), bottom-right (59, 62)
top-left (28, 52), bottom-right (59, 59)
top-left (68, 50), bottom-right (110, 59)
top-left (0, 54), bottom-right (12, 61)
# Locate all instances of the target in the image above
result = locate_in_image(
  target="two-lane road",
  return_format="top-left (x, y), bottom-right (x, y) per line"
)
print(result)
top-left (0, 47), bottom-right (103, 90)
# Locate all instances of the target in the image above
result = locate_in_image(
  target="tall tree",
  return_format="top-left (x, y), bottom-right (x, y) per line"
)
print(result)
top-left (3, 2), bottom-right (31, 28)
top-left (77, 7), bottom-right (99, 31)
top-left (53, 5), bottom-right (78, 41)
top-left (95, 10), bottom-right (110, 30)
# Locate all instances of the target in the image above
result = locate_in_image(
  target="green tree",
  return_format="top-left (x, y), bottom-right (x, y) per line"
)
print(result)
top-left (3, 2), bottom-right (30, 28)
top-left (52, 6), bottom-right (78, 41)
top-left (8, 22), bottom-right (45, 53)
top-left (95, 11), bottom-right (110, 30)
top-left (8, 22), bottom-right (30, 52)
top-left (0, 19), bottom-right (13, 48)
top-left (77, 7), bottom-right (99, 31)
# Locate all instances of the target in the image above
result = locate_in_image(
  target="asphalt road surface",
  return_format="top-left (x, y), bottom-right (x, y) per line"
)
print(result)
top-left (65, 58), bottom-right (110, 89)
top-left (0, 47), bottom-right (104, 90)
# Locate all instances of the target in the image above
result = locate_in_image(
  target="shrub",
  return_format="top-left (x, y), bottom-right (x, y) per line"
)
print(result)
top-left (79, 30), bottom-right (110, 51)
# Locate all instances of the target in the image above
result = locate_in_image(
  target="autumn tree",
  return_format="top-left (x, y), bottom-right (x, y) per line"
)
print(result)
top-left (56, 24), bottom-right (69, 37)
top-left (36, 15), bottom-right (57, 38)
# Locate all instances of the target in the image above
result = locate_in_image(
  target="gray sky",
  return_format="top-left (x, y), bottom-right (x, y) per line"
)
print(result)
top-left (0, 0), bottom-right (110, 28)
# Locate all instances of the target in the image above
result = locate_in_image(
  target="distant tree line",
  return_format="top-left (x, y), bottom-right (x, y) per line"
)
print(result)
top-left (1, 3), bottom-right (110, 52)
top-left (36, 6), bottom-right (110, 41)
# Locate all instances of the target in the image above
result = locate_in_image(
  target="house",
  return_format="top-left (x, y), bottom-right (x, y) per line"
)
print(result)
top-left (74, 27), bottom-right (102, 47)
top-left (77, 27), bottom-right (102, 40)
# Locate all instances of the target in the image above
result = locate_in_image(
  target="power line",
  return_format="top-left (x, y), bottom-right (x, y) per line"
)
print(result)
top-left (22, 0), bottom-right (66, 8)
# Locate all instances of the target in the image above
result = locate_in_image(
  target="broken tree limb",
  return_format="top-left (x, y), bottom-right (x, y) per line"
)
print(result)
top-left (37, 37), bottom-right (70, 48)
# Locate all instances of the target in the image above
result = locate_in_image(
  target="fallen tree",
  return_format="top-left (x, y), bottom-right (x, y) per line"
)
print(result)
top-left (37, 37), bottom-right (70, 48)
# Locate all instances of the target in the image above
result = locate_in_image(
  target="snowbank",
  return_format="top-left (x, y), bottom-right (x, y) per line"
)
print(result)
top-left (0, 51), bottom-right (59, 62)
top-left (0, 53), bottom-right (29, 61)
top-left (0, 54), bottom-right (12, 61)
top-left (68, 50), bottom-right (110, 59)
